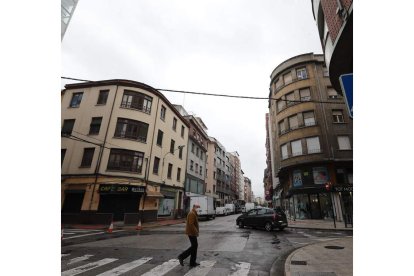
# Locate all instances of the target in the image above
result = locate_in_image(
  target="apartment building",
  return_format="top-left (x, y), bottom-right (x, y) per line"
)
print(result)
top-left (228, 151), bottom-right (243, 201)
top-left (311, 0), bottom-right (353, 93)
top-left (268, 53), bottom-right (353, 223)
top-left (61, 79), bottom-right (189, 223)
top-left (244, 177), bottom-right (252, 203)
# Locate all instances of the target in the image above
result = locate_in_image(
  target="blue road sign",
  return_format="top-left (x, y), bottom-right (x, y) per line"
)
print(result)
top-left (339, 73), bottom-right (353, 118)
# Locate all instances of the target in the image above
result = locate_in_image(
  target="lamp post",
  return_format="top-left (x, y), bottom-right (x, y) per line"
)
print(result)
top-left (161, 145), bottom-right (185, 182)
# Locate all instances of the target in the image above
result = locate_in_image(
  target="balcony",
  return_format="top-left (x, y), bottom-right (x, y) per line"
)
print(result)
top-left (279, 121), bottom-right (317, 136)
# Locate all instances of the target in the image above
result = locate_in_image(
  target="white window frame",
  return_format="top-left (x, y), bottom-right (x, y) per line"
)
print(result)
top-left (306, 137), bottom-right (321, 154)
top-left (303, 111), bottom-right (316, 126)
top-left (296, 67), bottom-right (308, 80)
top-left (337, 136), bottom-right (352, 150)
top-left (291, 140), bottom-right (303, 156)
top-left (333, 110), bottom-right (345, 123)
top-left (281, 144), bottom-right (288, 160)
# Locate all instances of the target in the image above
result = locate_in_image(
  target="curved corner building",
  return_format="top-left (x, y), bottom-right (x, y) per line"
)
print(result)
top-left (268, 53), bottom-right (353, 224)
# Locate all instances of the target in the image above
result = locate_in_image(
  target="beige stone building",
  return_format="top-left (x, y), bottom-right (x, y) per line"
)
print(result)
top-left (268, 53), bottom-right (352, 224)
top-left (61, 79), bottom-right (189, 223)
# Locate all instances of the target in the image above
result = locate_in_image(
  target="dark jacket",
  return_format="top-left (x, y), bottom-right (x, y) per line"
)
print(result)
top-left (185, 209), bottom-right (199, 237)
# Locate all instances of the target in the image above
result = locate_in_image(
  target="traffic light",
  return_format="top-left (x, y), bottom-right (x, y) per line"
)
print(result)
top-left (325, 181), bottom-right (332, 191)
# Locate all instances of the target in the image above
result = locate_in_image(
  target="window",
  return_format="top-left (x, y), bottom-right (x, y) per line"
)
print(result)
top-left (281, 144), bottom-right (288, 160)
top-left (173, 117), bottom-right (177, 131)
top-left (291, 140), bottom-right (303, 156)
top-left (196, 147), bottom-right (199, 157)
top-left (181, 126), bottom-right (185, 137)
top-left (70, 92), bottom-right (83, 108)
top-left (327, 87), bottom-right (340, 99)
top-left (89, 117), bottom-right (102, 135)
top-left (179, 146), bottom-right (183, 159)
top-left (156, 130), bottom-right (163, 146)
top-left (153, 157), bottom-right (160, 174)
top-left (336, 168), bottom-right (353, 184)
top-left (80, 148), bottom-right (95, 167)
top-left (200, 166), bottom-right (203, 176)
top-left (62, 119), bottom-right (75, 135)
top-left (107, 149), bottom-right (144, 173)
top-left (190, 160), bottom-right (194, 171)
top-left (306, 137), bottom-right (321, 154)
top-left (213, 171), bottom-right (216, 179)
top-left (61, 149), bottom-right (66, 166)
top-left (275, 77), bottom-right (283, 89)
top-left (177, 168), bottom-right (181, 181)
top-left (191, 143), bottom-right (195, 153)
top-left (170, 139), bottom-right (175, 154)
top-left (167, 163), bottom-right (173, 178)
top-left (97, 90), bottom-right (109, 105)
top-left (303, 111), bottom-right (316, 126)
top-left (283, 72), bottom-right (292, 85)
top-left (195, 163), bottom-right (199, 173)
top-left (120, 90), bottom-right (152, 114)
top-left (286, 92), bottom-right (295, 106)
top-left (338, 136), bottom-right (351, 150)
top-left (288, 115), bottom-right (299, 130)
top-left (160, 105), bottom-right (166, 121)
top-left (114, 118), bottom-right (149, 142)
top-left (214, 158), bottom-right (216, 166)
top-left (277, 98), bottom-right (286, 112)
top-left (296, 67), bottom-right (308, 80)
top-left (300, 88), bottom-right (311, 101)
top-left (332, 110), bottom-right (345, 123)
top-left (278, 120), bottom-right (286, 134)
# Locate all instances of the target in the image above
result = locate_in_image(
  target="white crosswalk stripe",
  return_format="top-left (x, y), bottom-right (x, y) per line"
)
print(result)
top-left (229, 262), bottom-right (251, 276)
top-left (96, 257), bottom-right (152, 276)
top-left (61, 258), bottom-right (118, 276)
top-left (67, 254), bottom-right (94, 265)
top-left (61, 256), bottom-right (252, 276)
top-left (140, 259), bottom-right (179, 276)
top-left (184, 260), bottom-right (216, 276)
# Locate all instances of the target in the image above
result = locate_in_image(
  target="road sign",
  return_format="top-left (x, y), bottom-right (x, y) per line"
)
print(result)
top-left (339, 73), bottom-right (353, 118)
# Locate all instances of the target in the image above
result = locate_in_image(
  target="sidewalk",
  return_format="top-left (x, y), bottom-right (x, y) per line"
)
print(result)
top-left (284, 237), bottom-right (353, 276)
top-left (65, 218), bottom-right (186, 231)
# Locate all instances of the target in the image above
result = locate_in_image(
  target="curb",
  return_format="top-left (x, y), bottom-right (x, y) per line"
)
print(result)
top-left (284, 237), bottom-right (351, 276)
top-left (287, 226), bottom-right (353, 232)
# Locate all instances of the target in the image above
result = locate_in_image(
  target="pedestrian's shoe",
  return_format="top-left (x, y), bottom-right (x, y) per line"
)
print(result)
top-left (178, 256), bottom-right (184, 266)
top-left (189, 262), bottom-right (200, 267)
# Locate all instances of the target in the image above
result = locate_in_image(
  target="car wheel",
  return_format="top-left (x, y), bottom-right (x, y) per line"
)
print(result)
top-left (264, 222), bottom-right (272, 232)
top-left (238, 221), bottom-right (244, 228)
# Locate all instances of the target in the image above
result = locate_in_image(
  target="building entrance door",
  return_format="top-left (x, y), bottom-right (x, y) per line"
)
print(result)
top-left (62, 191), bottom-right (85, 213)
top-left (309, 194), bottom-right (322, 219)
top-left (98, 194), bottom-right (141, 221)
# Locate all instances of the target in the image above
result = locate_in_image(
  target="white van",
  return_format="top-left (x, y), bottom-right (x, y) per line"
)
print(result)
top-left (190, 195), bottom-right (216, 220)
top-left (215, 206), bottom-right (230, 216)
top-left (225, 203), bottom-right (235, 214)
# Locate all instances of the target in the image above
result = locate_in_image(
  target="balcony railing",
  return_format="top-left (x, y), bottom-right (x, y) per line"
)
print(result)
top-left (279, 121), bottom-right (317, 136)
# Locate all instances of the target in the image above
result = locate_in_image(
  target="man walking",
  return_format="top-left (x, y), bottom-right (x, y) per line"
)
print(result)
top-left (178, 204), bottom-right (200, 267)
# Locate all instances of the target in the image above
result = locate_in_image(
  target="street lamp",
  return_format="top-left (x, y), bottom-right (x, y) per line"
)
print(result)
top-left (161, 145), bottom-right (185, 181)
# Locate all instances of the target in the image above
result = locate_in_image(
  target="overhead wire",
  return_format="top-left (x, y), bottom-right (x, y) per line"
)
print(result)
top-left (61, 76), bottom-right (345, 105)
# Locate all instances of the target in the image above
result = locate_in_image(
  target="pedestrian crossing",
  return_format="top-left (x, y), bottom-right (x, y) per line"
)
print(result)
top-left (62, 254), bottom-right (252, 276)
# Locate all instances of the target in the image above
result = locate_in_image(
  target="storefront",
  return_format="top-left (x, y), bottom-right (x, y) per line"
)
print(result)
top-left (62, 189), bottom-right (85, 213)
top-left (97, 184), bottom-right (145, 221)
top-left (158, 186), bottom-right (182, 217)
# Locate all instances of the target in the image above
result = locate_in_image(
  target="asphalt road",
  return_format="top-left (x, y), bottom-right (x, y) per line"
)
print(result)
top-left (62, 214), bottom-right (352, 275)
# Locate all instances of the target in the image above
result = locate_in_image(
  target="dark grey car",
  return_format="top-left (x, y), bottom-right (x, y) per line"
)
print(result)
top-left (236, 207), bottom-right (288, 232)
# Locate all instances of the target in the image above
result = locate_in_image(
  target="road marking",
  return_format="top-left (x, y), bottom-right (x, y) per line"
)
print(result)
top-left (67, 254), bottom-right (94, 265)
top-left (96, 257), bottom-right (152, 276)
top-left (62, 230), bottom-right (125, 240)
top-left (184, 260), bottom-right (216, 276)
top-left (65, 229), bottom-right (103, 232)
top-left (61, 254), bottom-right (70, 258)
top-left (229, 262), bottom-right (250, 276)
top-left (141, 259), bottom-right (179, 276)
top-left (61, 258), bottom-right (117, 276)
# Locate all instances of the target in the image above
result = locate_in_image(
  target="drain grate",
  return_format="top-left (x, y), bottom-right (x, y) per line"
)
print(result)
top-left (324, 245), bottom-right (344, 250)
top-left (291, 260), bottom-right (307, 265)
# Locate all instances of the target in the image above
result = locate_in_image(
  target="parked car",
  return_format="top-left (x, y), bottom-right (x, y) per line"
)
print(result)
top-left (216, 206), bottom-right (230, 216)
top-left (236, 207), bottom-right (288, 232)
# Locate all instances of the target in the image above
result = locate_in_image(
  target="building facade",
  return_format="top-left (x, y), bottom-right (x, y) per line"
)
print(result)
top-left (268, 53), bottom-right (353, 224)
top-left (311, 0), bottom-right (353, 93)
top-left (228, 151), bottom-right (243, 201)
top-left (244, 177), bottom-right (252, 203)
top-left (61, 79), bottom-right (190, 223)
top-left (264, 113), bottom-right (273, 207)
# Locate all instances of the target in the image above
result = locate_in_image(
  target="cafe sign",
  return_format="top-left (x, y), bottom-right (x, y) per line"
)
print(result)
top-left (99, 184), bottom-right (145, 194)
top-left (333, 186), bottom-right (353, 192)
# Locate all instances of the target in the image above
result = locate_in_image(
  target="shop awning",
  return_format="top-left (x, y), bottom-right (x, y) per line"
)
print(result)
top-left (146, 190), bottom-right (164, 198)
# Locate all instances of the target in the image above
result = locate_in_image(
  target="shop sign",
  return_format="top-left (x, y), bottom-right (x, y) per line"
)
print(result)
top-left (312, 167), bottom-right (329, 185)
top-left (293, 170), bottom-right (302, 187)
top-left (333, 186), bottom-right (353, 192)
top-left (99, 184), bottom-right (145, 194)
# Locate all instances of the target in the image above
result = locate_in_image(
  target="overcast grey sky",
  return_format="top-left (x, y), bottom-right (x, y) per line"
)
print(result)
top-left (62, 0), bottom-right (323, 198)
